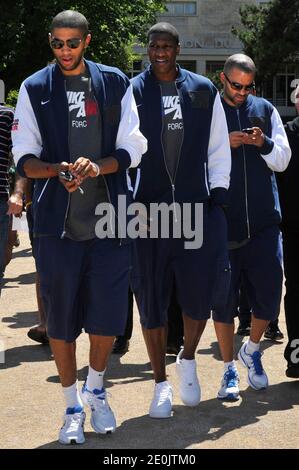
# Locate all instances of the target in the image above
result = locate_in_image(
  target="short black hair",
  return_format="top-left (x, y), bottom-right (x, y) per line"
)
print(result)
top-left (50, 10), bottom-right (89, 36)
top-left (224, 54), bottom-right (256, 75)
top-left (147, 22), bottom-right (180, 45)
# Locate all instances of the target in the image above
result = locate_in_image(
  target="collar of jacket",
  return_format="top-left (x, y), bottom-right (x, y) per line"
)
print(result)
top-left (221, 92), bottom-right (254, 112)
top-left (51, 59), bottom-right (104, 104)
top-left (144, 64), bottom-right (187, 84)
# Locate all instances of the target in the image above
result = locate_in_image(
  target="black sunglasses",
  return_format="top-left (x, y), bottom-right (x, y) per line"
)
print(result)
top-left (50, 37), bottom-right (83, 49)
top-left (224, 73), bottom-right (255, 92)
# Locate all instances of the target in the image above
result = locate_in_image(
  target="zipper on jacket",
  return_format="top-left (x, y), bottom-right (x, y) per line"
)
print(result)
top-left (236, 108), bottom-right (250, 239)
top-left (159, 82), bottom-right (184, 223)
top-left (37, 178), bottom-right (50, 203)
top-left (61, 80), bottom-right (71, 239)
top-left (102, 174), bottom-right (123, 245)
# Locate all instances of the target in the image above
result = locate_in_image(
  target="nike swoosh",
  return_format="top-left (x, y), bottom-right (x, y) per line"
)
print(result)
top-left (41, 100), bottom-right (50, 105)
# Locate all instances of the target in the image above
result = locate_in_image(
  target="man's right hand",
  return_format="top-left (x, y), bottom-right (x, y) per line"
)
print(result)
top-left (229, 131), bottom-right (246, 149)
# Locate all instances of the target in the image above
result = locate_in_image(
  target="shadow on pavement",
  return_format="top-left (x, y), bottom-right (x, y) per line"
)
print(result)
top-left (0, 344), bottom-right (53, 369)
top-left (46, 354), bottom-right (153, 387)
top-left (3, 271), bottom-right (36, 287)
top-left (36, 381), bottom-right (299, 449)
top-left (199, 338), bottom-right (282, 362)
top-left (12, 248), bottom-right (33, 259)
top-left (2, 311), bottom-right (38, 329)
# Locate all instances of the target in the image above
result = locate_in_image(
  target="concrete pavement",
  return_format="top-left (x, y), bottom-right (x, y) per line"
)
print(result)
top-left (0, 233), bottom-right (299, 449)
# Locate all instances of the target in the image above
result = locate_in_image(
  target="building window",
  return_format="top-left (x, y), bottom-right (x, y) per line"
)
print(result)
top-left (206, 61), bottom-right (225, 74)
top-left (162, 2), bottom-right (197, 16)
top-left (178, 60), bottom-right (196, 73)
top-left (262, 64), bottom-right (295, 107)
top-left (127, 60), bottom-right (142, 79)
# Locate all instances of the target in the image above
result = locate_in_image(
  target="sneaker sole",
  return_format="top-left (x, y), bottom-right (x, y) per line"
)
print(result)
top-left (238, 350), bottom-right (268, 391)
top-left (149, 410), bottom-right (172, 419)
top-left (90, 415), bottom-right (116, 434)
top-left (217, 392), bottom-right (240, 401)
top-left (59, 436), bottom-right (85, 445)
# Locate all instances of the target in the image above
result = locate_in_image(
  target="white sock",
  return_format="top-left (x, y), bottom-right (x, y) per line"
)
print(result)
top-left (224, 360), bottom-right (235, 372)
top-left (63, 381), bottom-right (83, 411)
top-left (86, 366), bottom-right (105, 392)
top-left (246, 339), bottom-right (260, 354)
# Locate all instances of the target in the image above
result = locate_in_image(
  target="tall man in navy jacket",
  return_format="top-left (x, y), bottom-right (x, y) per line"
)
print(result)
top-left (12, 10), bottom-right (146, 444)
top-left (131, 23), bottom-right (231, 418)
top-left (213, 54), bottom-right (291, 401)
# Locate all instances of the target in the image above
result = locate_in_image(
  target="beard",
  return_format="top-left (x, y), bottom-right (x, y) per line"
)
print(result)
top-left (56, 51), bottom-right (84, 72)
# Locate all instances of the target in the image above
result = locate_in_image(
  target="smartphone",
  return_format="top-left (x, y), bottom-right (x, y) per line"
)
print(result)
top-left (59, 170), bottom-right (74, 182)
top-left (242, 128), bottom-right (254, 134)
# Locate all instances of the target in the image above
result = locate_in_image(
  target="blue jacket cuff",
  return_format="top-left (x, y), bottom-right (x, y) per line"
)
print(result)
top-left (111, 149), bottom-right (131, 171)
top-left (210, 187), bottom-right (229, 206)
top-left (16, 154), bottom-right (39, 177)
top-left (260, 135), bottom-right (274, 155)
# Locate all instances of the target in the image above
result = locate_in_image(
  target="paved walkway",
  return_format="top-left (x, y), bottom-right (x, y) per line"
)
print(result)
top-left (0, 233), bottom-right (298, 449)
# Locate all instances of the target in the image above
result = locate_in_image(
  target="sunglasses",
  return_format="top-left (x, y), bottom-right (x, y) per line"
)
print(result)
top-left (224, 73), bottom-right (255, 92)
top-left (50, 37), bottom-right (83, 49)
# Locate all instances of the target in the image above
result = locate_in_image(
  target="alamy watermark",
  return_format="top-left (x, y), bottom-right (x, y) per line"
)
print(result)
top-left (290, 339), bottom-right (299, 365)
top-left (0, 338), bottom-right (5, 364)
top-left (94, 196), bottom-right (204, 249)
top-left (0, 79), bottom-right (5, 104)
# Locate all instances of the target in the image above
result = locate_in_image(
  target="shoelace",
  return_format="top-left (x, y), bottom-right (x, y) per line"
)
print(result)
top-left (251, 351), bottom-right (264, 375)
top-left (180, 360), bottom-right (196, 385)
top-left (224, 367), bottom-right (239, 388)
top-left (156, 384), bottom-right (171, 404)
top-left (86, 390), bottom-right (112, 415)
top-left (64, 413), bottom-right (83, 432)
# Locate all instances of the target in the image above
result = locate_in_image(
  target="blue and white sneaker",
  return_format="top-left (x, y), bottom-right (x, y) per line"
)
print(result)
top-left (217, 366), bottom-right (240, 401)
top-left (238, 342), bottom-right (269, 390)
top-left (81, 383), bottom-right (116, 434)
top-left (59, 406), bottom-right (85, 445)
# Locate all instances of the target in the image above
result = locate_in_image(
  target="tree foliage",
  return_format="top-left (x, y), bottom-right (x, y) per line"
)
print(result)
top-left (0, 0), bottom-right (165, 94)
top-left (232, 0), bottom-right (299, 83)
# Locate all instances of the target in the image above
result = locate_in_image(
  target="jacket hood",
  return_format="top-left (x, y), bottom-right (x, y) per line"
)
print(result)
top-left (285, 116), bottom-right (299, 134)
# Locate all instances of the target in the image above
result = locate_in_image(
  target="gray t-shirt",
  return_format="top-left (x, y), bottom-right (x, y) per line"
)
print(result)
top-left (160, 81), bottom-right (184, 180)
top-left (64, 72), bottom-right (108, 241)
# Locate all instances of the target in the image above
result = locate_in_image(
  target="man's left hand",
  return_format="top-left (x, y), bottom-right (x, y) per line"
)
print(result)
top-left (71, 157), bottom-right (99, 183)
top-left (243, 127), bottom-right (265, 148)
top-left (7, 192), bottom-right (23, 217)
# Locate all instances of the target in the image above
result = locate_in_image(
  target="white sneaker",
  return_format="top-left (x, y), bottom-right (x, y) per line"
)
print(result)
top-left (81, 384), bottom-right (116, 434)
top-left (176, 348), bottom-right (201, 406)
top-left (59, 408), bottom-right (86, 445)
top-left (238, 342), bottom-right (269, 390)
top-left (217, 366), bottom-right (240, 401)
top-left (149, 381), bottom-right (173, 418)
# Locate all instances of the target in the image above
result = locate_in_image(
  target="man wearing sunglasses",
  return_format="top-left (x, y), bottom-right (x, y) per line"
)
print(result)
top-left (12, 10), bottom-right (146, 444)
top-left (213, 54), bottom-right (291, 401)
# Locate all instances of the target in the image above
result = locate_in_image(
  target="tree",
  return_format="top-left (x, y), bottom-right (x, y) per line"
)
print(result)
top-left (0, 0), bottom-right (165, 94)
top-left (232, 0), bottom-right (299, 84)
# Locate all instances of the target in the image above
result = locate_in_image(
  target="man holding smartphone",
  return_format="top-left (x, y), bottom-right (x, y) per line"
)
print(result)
top-left (12, 10), bottom-right (146, 444)
top-left (213, 54), bottom-right (291, 401)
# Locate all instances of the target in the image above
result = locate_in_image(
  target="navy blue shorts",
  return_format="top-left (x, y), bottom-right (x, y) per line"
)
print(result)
top-left (213, 225), bottom-right (283, 324)
top-left (35, 237), bottom-right (132, 342)
top-left (133, 205), bottom-right (231, 329)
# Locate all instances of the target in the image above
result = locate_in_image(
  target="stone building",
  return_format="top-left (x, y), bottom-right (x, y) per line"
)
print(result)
top-left (133, 0), bottom-right (297, 117)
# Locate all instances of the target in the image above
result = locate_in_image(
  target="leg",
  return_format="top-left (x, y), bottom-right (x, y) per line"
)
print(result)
top-left (27, 272), bottom-right (49, 344)
top-left (142, 326), bottom-right (167, 383)
top-left (166, 284), bottom-right (184, 355)
top-left (49, 338), bottom-right (77, 387)
top-left (89, 334), bottom-right (114, 371)
top-left (0, 200), bottom-right (9, 296)
top-left (214, 321), bottom-right (235, 362)
top-left (181, 315), bottom-right (206, 360)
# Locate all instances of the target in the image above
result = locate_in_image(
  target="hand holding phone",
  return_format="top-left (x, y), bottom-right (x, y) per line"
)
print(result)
top-left (242, 128), bottom-right (254, 134)
top-left (59, 170), bottom-right (84, 194)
